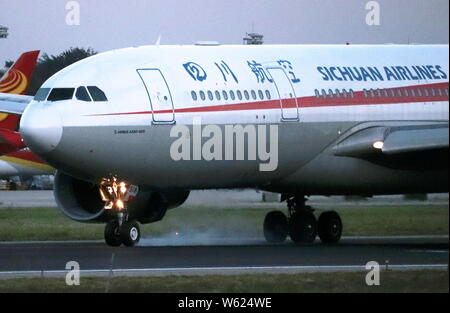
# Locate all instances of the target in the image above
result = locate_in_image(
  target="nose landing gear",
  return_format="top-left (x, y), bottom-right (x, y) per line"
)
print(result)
top-left (99, 177), bottom-right (141, 247)
top-left (263, 194), bottom-right (343, 245)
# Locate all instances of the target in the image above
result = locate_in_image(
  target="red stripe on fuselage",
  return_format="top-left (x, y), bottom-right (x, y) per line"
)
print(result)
top-left (87, 82), bottom-right (449, 117)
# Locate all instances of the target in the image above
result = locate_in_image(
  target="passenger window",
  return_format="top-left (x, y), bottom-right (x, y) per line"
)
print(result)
top-left (207, 91), bottom-right (214, 101)
top-left (230, 90), bottom-right (236, 101)
top-left (47, 88), bottom-right (75, 102)
top-left (258, 90), bottom-right (264, 100)
top-left (244, 90), bottom-right (250, 100)
top-left (251, 90), bottom-right (257, 100)
top-left (321, 89), bottom-right (327, 97)
top-left (315, 89), bottom-right (320, 98)
top-left (349, 89), bottom-right (355, 98)
top-left (222, 90), bottom-right (229, 101)
top-left (328, 89), bottom-right (334, 97)
top-left (200, 91), bottom-right (206, 101)
top-left (191, 91), bottom-right (198, 101)
top-left (363, 89), bottom-right (368, 97)
top-left (76, 87), bottom-right (92, 102)
top-left (87, 86), bottom-right (108, 102)
top-left (237, 90), bottom-right (243, 100)
top-left (265, 90), bottom-right (271, 100)
top-left (34, 88), bottom-right (51, 101)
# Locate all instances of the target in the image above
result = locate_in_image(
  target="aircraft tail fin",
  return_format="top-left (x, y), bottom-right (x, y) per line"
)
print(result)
top-left (0, 50), bottom-right (40, 130)
top-left (0, 50), bottom-right (40, 94)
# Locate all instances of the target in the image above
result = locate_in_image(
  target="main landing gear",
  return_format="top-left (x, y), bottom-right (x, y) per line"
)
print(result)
top-left (263, 194), bottom-right (343, 245)
top-left (99, 177), bottom-right (141, 247)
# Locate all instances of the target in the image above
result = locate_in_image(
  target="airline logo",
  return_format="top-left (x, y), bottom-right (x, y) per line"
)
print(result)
top-left (182, 59), bottom-right (301, 85)
top-left (0, 68), bottom-right (29, 94)
top-left (0, 50), bottom-right (39, 125)
top-left (317, 65), bottom-right (448, 82)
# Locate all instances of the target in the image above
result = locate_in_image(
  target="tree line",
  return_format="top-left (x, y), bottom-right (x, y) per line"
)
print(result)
top-left (0, 47), bottom-right (96, 95)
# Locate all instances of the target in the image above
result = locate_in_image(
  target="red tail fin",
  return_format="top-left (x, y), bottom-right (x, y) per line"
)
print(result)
top-left (0, 50), bottom-right (40, 130)
top-left (0, 50), bottom-right (39, 94)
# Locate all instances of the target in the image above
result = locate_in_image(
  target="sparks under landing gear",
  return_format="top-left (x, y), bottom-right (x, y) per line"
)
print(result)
top-left (100, 177), bottom-right (141, 247)
top-left (263, 195), bottom-right (343, 245)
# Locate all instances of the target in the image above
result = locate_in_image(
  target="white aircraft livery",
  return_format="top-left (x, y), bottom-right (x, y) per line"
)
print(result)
top-left (1, 44), bottom-right (448, 247)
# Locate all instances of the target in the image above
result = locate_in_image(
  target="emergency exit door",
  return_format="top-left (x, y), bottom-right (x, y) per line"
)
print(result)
top-left (137, 69), bottom-right (175, 124)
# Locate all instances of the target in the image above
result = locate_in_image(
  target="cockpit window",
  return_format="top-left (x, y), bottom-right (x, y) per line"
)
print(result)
top-left (76, 87), bottom-right (92, 102)
top-left (34, 88), bottom-right (51, 101)
top-left (47, 88), bottom-right (75, 101)
top-left (87, 86), bottom-right (108, 102)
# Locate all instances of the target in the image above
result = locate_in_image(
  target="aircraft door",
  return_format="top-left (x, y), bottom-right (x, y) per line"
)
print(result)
top-left (266, 67), bottom-right (299, 121)
top-left (137, 69), bottom-right (175, 124)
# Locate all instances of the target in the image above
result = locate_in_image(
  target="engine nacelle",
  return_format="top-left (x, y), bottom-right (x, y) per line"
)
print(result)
top-left (54, 171), bottom-right (190, 224)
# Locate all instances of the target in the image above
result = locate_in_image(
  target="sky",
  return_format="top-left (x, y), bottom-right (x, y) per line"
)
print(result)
top-left (0, 0), bottom-right (448, 66)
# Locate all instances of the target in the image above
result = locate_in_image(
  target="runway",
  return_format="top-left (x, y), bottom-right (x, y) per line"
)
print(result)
top-left (0, 236), bottom-right (447, 278)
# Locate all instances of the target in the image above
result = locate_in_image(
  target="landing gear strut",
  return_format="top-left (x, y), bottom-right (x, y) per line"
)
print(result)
top-left (263, 194), bottom-right (343, 245)
top-left (100, 177), bottom-right (141, 247)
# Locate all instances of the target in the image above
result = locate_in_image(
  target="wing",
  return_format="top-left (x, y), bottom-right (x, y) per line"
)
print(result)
top-left (0, 92), bottom-right (32, 115)
top-left (333, 123), bottom-right (449, 169)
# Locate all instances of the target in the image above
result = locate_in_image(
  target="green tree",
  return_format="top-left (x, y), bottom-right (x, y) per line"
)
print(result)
top-left (0, 60), bottom-right (14, 78)
top-left (27, 47), bottom-right (97, 95)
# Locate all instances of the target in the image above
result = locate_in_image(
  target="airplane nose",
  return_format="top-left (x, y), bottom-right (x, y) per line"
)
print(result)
top-left (20, 103), bottom-right (63, 155)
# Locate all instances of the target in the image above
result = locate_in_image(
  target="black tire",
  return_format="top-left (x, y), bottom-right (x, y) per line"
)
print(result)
top-left (264, 211), bottom-right (288, 244)
top-left (104, 220), bottom-right (122, 247)
top-left (289, 211), bottom-right (317, 244)
top-left (120, 220), bottom-right (141, 247)
top-left (318, 211), bottom-right (342, 244)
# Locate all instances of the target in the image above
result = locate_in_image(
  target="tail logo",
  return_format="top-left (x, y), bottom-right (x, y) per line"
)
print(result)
top-left (0, 69), bottom-right (28, 94)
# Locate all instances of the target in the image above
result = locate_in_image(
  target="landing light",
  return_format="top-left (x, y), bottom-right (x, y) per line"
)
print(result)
top-left (116, 199), bottom-right (125, 210)
top-left (373, 141), bottom-right (384, 150)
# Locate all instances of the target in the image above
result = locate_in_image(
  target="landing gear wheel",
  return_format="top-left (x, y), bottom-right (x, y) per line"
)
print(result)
top-left (264, 211), bottom-right (289, 244)
top-left (318, 211), bottom-right (342, 244)
top-left (289, 211), bottom-right (317, 244)
top-left (104, 220), bottom-right (122, 247)
top-left (120, 220), bottom-right (141, 247)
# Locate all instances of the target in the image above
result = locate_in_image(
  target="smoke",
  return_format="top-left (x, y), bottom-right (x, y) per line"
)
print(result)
top-left (137, 190), bottom-right (275, 247)
top-left (138, 230), bottom-right (263, 247)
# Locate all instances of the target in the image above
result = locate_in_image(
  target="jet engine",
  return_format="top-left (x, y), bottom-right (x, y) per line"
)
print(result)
top-left (54, 171), bottom-right (190, 224)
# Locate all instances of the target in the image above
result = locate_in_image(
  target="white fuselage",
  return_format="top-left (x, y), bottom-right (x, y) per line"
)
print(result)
top-left (20, 45), bottom-right (449, 195)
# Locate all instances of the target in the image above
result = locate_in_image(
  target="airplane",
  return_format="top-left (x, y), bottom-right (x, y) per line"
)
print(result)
top-left (0, 50), bottom-right (54, 178)
top-left (1, 44), bottom-right (448, 247)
